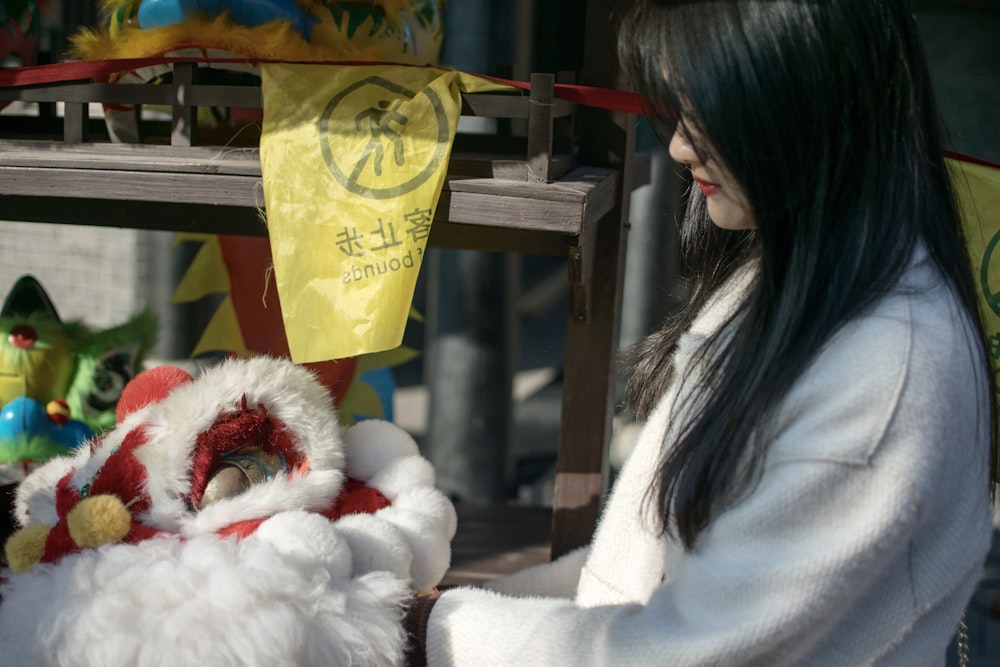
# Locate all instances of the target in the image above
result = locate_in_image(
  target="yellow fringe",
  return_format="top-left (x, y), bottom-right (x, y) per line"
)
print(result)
top-left (69, 0), bottom-right (444, 62)
top-left (71, 15), bottom-right (395, 62)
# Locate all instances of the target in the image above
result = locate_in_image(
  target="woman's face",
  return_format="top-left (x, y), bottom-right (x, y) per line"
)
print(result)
top-left (668, 125), bottom-right (755, 230)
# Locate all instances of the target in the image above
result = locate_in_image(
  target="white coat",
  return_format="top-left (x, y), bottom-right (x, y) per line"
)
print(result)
top-left (425, 245), bottom-right (993, 666)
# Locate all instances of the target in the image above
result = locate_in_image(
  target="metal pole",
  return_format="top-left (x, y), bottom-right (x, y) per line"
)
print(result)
top-left (424, 0), bottom-right (519, 503)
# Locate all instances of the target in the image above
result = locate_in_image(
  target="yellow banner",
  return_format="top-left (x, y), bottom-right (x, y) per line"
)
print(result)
top-left (951, 156), bottom-right (1000, 481)
top-left (260, 63), bottom-right (511, 362)
top-left (953, 157), bottom-right (1000, 349)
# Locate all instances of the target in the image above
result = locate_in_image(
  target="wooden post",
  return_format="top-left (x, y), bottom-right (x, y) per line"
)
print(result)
top-left (526, 73), bottom-right (555, 183)
top-left (171, 62), bottom-right (198, 147)
top-left (63, 103), bottom-right (89, 144)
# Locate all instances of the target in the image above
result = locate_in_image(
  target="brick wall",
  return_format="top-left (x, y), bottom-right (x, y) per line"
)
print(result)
top-left (0, 223), bottom-right (171, 350)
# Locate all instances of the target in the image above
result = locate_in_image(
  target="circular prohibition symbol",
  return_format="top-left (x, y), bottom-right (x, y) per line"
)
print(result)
top-left (981, 228), bottom-right (1000, 318)
top-left (318, 75), bottom-right (451, 200)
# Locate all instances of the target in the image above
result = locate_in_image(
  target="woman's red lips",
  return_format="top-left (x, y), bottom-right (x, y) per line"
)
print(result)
top-left (692, 175), bottom-right (721, 196)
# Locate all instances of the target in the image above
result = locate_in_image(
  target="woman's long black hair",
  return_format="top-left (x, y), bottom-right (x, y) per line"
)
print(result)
top-left (619, 0), bottom-right (992, 548)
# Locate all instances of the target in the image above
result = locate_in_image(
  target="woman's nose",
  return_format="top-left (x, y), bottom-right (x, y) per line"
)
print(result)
top-left (668, 128), bottom-right (697, 165)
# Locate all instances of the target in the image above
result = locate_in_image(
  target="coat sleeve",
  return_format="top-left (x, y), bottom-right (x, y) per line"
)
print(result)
top-left (425, 459), bottom-right (921, 666)
top-left (477, 545), bottom-right (589, 598)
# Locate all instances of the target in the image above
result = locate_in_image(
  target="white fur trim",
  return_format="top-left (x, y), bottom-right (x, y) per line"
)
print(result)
top-left (255, 510), bottom-right (353, 581)
top-left (333, 512), bottom-right (414, 579)
top-left (181, 468), bottom-right (345, 538)
top-left (0, 528), bottom-right (409, 666)
top-left (375, 487), bottom-right (457, 593)
top-left (342, 420), bottom-right (421, 481)
top-left (341, 418), bottom-right (457, 592)
top-left (13, 452), bottom-right (79, 527)
top-left (367, 454), bottom-right (436, 499)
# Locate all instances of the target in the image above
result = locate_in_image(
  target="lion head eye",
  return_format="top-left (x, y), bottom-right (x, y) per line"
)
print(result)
top-left (196, 448), bottom-right (288, 510)
top-left (85, 348), bottom-right (139, 415)
top-left (198, 464), bottom-right (251, 509)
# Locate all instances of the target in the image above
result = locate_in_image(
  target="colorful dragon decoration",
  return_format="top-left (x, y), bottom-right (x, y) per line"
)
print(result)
top-left (71, 0), bottom-right (444, 63)
top-left (0, 356), bottom-right (456, 665)
top-left (0, 0), bottom-right (42, 69)
top-left (0, 275), bottom-right (157, 484)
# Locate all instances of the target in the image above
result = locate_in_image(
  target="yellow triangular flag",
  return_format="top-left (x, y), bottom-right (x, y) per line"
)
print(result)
top-left (170, 236), bottom-right (231, 304)
top-left (951, 156), bottom-right (1000, 483)
top-left (259, 63), bottom-right (512, 363)
top-left (337, 378), bottom-right (387, 425)
top-left (189, 296), bottom-right (249, 358)
top-left (356, 345), bottom-right (420, 375)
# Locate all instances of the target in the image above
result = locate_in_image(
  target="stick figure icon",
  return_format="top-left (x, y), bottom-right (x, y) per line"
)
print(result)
top-left (354, 99), bottom-right (409, 177)
top-left (320, 76), bottom-right (449, 199)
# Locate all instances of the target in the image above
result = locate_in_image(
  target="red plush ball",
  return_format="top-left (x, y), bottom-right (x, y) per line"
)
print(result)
top-left (116, 365), bottom-right (193, 423)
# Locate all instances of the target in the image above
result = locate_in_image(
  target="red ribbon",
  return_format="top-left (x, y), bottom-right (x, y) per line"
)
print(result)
top-left (0, 55), bottom-right (649, 115)
top-left (945, 150), bottom-right (1000, 170)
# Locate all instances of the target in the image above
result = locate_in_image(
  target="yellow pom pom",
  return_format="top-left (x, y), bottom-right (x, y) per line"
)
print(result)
top-left (5, 524), bottom-right (52, 573)
top-left (67, 495), bottom-right (133, 549)
top-left (46, 399), bottom-right (72, 425)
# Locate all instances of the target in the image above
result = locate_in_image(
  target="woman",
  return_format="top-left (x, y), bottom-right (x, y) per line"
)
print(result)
top-left (406, 0), bottom-right (996, 664)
